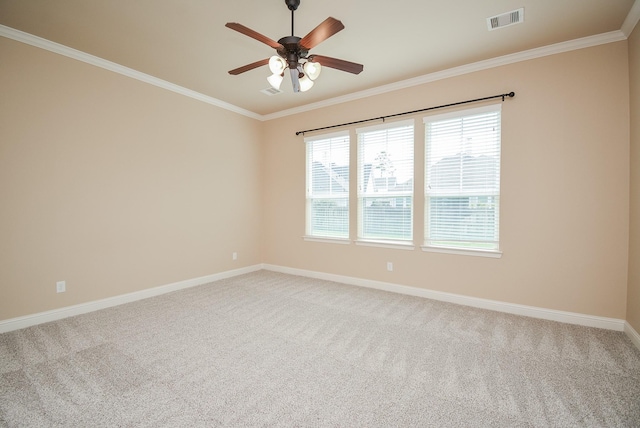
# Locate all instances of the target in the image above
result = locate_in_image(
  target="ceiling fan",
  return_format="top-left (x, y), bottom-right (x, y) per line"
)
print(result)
top-left (225, 0), bottom-right (364, 92)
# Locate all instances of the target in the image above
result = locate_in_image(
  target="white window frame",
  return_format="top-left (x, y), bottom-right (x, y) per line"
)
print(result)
top-left (423, 104), bottom-right (502, 257)
top-left (356, 119), bottom-right (415, 248)
top-left (304, 131), bottom-right (350, 242)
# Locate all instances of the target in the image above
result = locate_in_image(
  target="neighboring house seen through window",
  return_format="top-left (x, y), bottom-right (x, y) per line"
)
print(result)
top-left (357, 120), bottom-right (414, 243)
top-left (305, 132), bottom-right (350, 239)
top-left (424, 104), bottom-right (501, 252)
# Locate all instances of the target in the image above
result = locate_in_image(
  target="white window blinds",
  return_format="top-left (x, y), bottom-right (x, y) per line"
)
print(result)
top-left (424, 105), bottom-right (501, 251)
top-left (305, 132), bottom-right (350, 239)
top-left (357, 120), bottom-right (414, 242)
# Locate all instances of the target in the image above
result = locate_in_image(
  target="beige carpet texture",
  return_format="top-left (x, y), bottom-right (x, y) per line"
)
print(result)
top-left (1, 270), bottom-right (639, 427)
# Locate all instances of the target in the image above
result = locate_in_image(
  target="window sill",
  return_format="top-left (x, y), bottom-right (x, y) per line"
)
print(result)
top-left (421, 245), bottom-right (502, 258)
top-left (303, 236), bottom-right (351, 245)
top-left (356, 240), bottom-right (415, 250)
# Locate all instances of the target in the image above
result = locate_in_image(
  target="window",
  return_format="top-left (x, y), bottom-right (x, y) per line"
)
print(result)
top-left (305, 132), bottom-right (350, 239)
top-left (357, 120), bottom-right (414, 243)
top-left (424, 104), bottom-right (501, 252)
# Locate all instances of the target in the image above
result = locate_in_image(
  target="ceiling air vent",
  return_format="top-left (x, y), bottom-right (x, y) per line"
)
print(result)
top-left (487, 8), bottom-right (524, 31)
top-left (260, 87), bottom-right (283, 96)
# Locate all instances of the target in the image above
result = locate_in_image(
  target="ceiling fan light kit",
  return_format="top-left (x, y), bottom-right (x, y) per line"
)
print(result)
top-left (267, 72), bottom-right (284, 90)
top-left (303, 61), bottom-right (321, 80)
top-left (268, 56), bottom-right (286, 75)
top-left (226, 0), bottom-right (363, 93)
top-left (298, 72), bottom-right (314, 92)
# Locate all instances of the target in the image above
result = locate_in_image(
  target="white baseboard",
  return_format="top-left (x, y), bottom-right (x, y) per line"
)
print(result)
top-left (262, 264), bottom-right (627, 332)
top-left (2, 263), bottom-right (634, 346)
top-left (625, 322), bottom-right (640, 351)
top-left (0, 264), bottom-right (262, 334)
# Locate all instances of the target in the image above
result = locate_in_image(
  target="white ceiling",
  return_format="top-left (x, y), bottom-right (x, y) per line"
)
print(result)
top-left (0, 0), bottom-right (638, 117)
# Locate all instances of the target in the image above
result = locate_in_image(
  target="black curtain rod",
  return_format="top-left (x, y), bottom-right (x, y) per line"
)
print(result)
top-left (295, 91), bottom-right (515, 136)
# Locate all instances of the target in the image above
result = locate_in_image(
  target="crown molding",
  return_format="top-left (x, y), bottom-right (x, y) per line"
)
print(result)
top-left (0, 24), bottom-right (262, 121)
top-left (0, 23), bottom-right (630, 122)
top-left (262, 30), bottom-right (627, 120)
top-left (621, 0), bottom-right (640, 37)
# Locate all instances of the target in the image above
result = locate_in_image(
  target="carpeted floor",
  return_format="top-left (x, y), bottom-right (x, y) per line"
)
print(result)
top-left (1, 270), bottom-right (639, 427)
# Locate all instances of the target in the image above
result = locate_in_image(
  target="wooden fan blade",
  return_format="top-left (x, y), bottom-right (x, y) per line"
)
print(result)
top-left (228, 58), bottom-right (270, 75)
top-left (299, 17), bottom-right (344, 50)
top-left (308, 55), bottom-right (363, 75)
top-left (225, 23), bottom-right (282, 49)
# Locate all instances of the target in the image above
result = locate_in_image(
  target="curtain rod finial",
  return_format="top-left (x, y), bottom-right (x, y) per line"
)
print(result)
top-left (502, 91), bottom-right (515, 101)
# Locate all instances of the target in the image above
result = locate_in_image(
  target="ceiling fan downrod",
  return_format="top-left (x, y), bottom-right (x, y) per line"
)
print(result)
top-left (278, 0), bottom-right (304, 70)
top-left (286, 0), bottom-right (300, 36)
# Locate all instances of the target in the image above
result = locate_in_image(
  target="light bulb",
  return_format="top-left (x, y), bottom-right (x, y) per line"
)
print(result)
top-left (303, 61), bottom-right (321, 80)
top-left (267, 73), bottom-right (284, 90)
top-left (299, 73), bottom-right (314, 92)
top-left (268, 56), bottom-right (286, 75)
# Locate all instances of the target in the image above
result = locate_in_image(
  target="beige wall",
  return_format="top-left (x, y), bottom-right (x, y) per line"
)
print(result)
top-left (628, 24), bottom-right (640, 332)
top-left (263, 41), bottom-right (631, 319)
top-left (1, 33), bottom-right (635, 324)
top-left (0, 38), bottom-right (263, 320)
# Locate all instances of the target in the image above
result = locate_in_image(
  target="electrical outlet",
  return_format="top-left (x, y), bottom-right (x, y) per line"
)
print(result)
top-left (387, 262), bottom-right (393, 272)
top-left (232, 252), bottom-right (238, 260)
top-left (56, 281), bottom-right (66, 293)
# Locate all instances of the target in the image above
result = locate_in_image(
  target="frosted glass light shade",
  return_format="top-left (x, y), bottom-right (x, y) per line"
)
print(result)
top-left (303, 61), bottom-right (322, 80)
top-left (268, 56), bottom-right (286, 74)
top-left (267, 73), bottom-right (284, 90)
top-left (299, 74), bottom-right (314, 92)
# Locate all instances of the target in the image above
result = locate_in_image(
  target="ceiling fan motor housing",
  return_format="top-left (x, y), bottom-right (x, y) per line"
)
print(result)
top-left (277, 36), bottom-right (308, 69)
